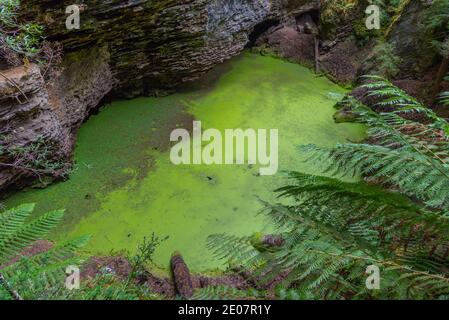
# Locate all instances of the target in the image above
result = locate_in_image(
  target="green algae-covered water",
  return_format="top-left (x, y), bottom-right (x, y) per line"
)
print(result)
top-left (5, 53), bottom-right (365, 272)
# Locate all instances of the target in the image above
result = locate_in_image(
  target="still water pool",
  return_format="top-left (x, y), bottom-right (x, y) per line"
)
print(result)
top-left (5, 53), bottom-right (365, 272)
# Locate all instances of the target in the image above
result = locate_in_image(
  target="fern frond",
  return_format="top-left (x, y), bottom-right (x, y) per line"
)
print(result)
top-left (192, 285), bottom-right (263, 300)
top-left (1, 236), bottom-right (90, 277)
top-left (360, 76), bottom-right (449, 133)
top-left (0, 203), bottom-right (35, 242)
top-left (440, 91), bottom-right (449, 106)
top-left (300, 142), bottom-right (449, 209)
top-left (0, 209), bottom-right (65, 265)
top-left (205, 77), bottom-right (449, 300)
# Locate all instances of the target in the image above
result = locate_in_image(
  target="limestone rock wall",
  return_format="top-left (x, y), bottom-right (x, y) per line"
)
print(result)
top-left (0, 64), bottom-right (65, 190)
top-left (22, 0), bottom-right (292, 97)
top-left (0, 0), bottom-right (316, 193)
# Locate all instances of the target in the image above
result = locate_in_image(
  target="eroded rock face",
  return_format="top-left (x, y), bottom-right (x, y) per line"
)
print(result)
top-left (0, 64), bottom-right (66, 190)
top-left (319, 37), bottom-right (371, 85)
top-left (21, 0), bottom-right (302, 97)
top-left (1, 0), bottom-right (317, 193)
top-left (255, 26), bottom-right (316, 67)
top-left (0, 47), bottom-right (113, 193)
top-left (387, 0), bottom-right (436, 79)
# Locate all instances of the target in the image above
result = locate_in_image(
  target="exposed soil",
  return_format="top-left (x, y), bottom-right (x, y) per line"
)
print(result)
top-left (0, 240), bottom-right (54, 269)
top-left (81, 255), bottom-right (251, 299)
top-left (255, 26), bottom-right (316, 68)
top-left (3, 242), bottom-right (252, 299)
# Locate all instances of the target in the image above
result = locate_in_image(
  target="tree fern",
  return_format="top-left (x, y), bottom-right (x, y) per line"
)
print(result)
top-left (208, 176), bottom-right (449, 299)
top-left (0, 204), bottom-right (88, 300)
top-left (360, 75), bottom-right (449, 132)
top-left (0, 204), bottom-right (65, 266)
top-left (192, 285), bottom-right (263, 300)
top-left (439, 72), bottom-right (449, 106)
top-left (440, 91), bottom-right (449, 106)
top-left (207, 78), bottom-right (449, 299)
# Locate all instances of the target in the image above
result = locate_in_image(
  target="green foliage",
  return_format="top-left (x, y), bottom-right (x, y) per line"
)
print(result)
top-left (0, 204), bottom-right (88, 300)
top-left (364, 39), bottom-right (402, 79)
top-left (0, 204), bottom-right (161, 300)
top-left (0, 136), bottom-right (71, 182)
top-left (126, 233), bottom-right (169, 284)
top-left (440, 73), bottom-right (449, 106)
top-left (0, 0), bottom-right (44, 62)
top-left (423, 0), bottom-right (449, 57)
top-left (360, 75), bottom-right (449, 132)
top-left (207, 78), bottom-right (449, 299)
top-left (353, 0), bottom-right (403, 45)
top-left (321, 0), bottom-right (356, 17)
top-left (368, 41), bottom-right (401, 78)
top-left (353, 18), bottom-right (379, 46)
top-left (0, 203), bottom-right (64, 266)
top-left (4, 23), bottom-right (43, 56)
top-left (440, 91), bottom-right (449, 106)
top-left (69, 273), bottom-right (156, 300)
top-left (424, 0), bottom-right (449, 34)
top-left (0, 0), bottom-right (19, 26)
top-left (435, 38), bottom-right (449, 58)
top-left (193, 285), bottom-right (263, 300)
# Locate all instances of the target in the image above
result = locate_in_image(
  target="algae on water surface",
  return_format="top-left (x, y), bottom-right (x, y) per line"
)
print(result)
top-left (5, 53), bottom-right (365, 272)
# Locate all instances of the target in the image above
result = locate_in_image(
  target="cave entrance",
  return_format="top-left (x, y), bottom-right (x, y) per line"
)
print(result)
top-left (247, 19), bottom-right (280, 47)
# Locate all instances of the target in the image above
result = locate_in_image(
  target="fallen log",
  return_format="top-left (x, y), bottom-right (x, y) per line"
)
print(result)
top-left (170, 252), bottom-right (193, 298)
